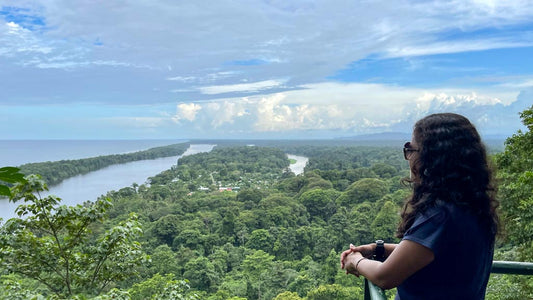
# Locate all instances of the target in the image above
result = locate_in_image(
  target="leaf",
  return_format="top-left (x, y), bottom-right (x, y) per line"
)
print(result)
top-left (0, 185), bottom-right (10, 197)
top-left (0, 167), bottom-right (27, 184)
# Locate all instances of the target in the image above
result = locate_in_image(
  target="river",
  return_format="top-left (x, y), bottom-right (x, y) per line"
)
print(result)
top-left (0, 146), bottom-right (308, 220)
top-left (287, 154), bottom-right (308, 175)
top-left (0, 144), bottom-right (215, 220)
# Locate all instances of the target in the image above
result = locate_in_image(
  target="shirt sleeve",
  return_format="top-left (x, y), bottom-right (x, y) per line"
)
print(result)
top-left (402, 206), bottom-right (449, 258)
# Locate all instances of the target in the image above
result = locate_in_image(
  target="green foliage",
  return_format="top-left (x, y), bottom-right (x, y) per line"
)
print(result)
top-left (247, 229), bottom-right (274, 252)
top-left (0, 167), bottom-right (27, 197)
top-left (150, 146), bottom-right (290, 190)
top-left (337, 178), bottom-right (389, 207)
top-left (371, 201), bottom-right (400, 242)
top-left (300, 146), bottom-right (404, 173)
top-left (486, 274), bottom-right (533, 300)
top-left (497, 105), bottom-right (533, 174)
top-left (2, 144), bottom-right (419, 299)
top-left (147, 245), bottom-right (182, 277)
top-left (0, 274), bottom-right (47, 300)
top-left (371, 163), bottom-right (398, 179)
top-left (498, 171), bottom-right (533, 251)
top-left (485, 105), bottom-right (533, 297)
top-left (495, 105), bottom-right (533, 260)
top-left (0, 175), bottom-right (148, 297)
top-left (236, 188), bottom-right (265, 208)
top-left (183, 256), bottom-right (219, 291)
top-left (305, 284), bottom-right (362, 299)
top-left (298, 189), bottom-right (339, 221)
top-left (152, 214), bottom-right (181, 245)
top-left (128, 273), bottom-right (199, 300)
top-left (273, 291), bottom-right (303, 299)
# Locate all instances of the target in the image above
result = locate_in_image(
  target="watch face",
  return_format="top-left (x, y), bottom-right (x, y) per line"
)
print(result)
top-left (374, 240), bottom-right (385, 262)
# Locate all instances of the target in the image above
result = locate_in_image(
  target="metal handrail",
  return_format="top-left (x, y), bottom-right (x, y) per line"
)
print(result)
top-left (491, 260), bottom-right (533, 275)
top-left (363, 260), bottom-right (533, 300)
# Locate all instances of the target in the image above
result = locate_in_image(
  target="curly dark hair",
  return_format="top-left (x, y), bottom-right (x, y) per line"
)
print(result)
top-left (397, 113), bottom-right (499, 240)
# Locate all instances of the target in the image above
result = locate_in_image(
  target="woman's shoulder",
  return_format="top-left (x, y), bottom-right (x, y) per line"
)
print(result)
top-left (429, 200), bottom-right (482, 233)
top-left (419, 200), bottom-right (450, 221)
top-left (407, 201), bottom-right (449, 232)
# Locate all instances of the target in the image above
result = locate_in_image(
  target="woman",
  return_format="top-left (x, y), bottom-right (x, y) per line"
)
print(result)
top-left (340, 113), bottom-right (499, 299)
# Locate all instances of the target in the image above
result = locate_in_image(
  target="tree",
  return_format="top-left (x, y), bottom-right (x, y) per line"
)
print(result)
top-left (152, 214), bottom-right (181, 245)
top-left (371, 163), bottom-right (398, 179)
top-left (337, 178), bottom-right (389, 207)
top-left (183, 256), bottom-right (218, 292)
top-left (349, 202), bottom-right (377, 245)
top-left (497, 105), bottom-right (533, 174)
top-left (287, 273), bottom-right (316, 298)
top-left (241, 250), bottom-right (275, 300)
top-left (0, 274), bottom-right (47, 300)
top-left (371, 201), bottom-right (400, 242)
top-left (323, 249), bottom-right (339, 284)
top-left (148, 245), bottom-right (182, 277)
top-left (236, 188), bottom-right (264, 209)
top-left (246, 229), bottom-right (274, 253)
top-left (273, 291), bottom-right (303, 299)
top-left (305, 284), bottom-right (362, 300)
top-left (488, 105), bottom-right (533, 297)
top-left (128, 273), bottom-right (199, 300)
top-left (496, 105), bottom-right (533, 260)
top-left (298, 189), bottom-right (338, 221)
top-left (0, 175), bottom-right (148, 297)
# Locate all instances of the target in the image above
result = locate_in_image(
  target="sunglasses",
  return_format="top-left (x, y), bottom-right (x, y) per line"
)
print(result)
top-left (403, 142), bottom-right (419, 160)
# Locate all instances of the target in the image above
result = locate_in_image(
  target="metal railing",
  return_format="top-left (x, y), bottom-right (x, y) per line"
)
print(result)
top-left (363, 260), bottom-right (533, 300)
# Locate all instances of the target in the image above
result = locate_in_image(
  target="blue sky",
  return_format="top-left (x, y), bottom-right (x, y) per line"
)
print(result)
top-left (1, 0), bottom-right (532, 140)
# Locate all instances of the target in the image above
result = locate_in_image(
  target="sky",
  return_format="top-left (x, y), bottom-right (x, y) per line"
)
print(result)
top-left (1, 0), bottom-right (532, 140)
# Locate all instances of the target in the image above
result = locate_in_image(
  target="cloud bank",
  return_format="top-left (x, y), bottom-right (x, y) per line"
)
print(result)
top-left (1, 1), bottom-right (532, 139)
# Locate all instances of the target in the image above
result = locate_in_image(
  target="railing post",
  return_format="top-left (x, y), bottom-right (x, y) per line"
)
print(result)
top-left (364, 278), bottom-right (370, 300)
top-left (364, 278), bottom-right (387, 300)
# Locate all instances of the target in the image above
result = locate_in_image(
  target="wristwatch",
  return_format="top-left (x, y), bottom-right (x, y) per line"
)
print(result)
top-left (374, 239), bottom-right (385, 262)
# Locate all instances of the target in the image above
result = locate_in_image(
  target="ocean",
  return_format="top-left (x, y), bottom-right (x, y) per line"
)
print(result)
top-left (0, 139), bottom-right (186, 166)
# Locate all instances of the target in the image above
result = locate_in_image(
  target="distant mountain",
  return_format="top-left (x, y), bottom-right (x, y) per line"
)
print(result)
top-left (335, 132), bottom-right (505, 152)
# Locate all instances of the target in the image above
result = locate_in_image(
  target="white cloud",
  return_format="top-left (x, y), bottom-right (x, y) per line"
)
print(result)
top-left (199, 79), bottom-right (286, 95)
top-left (166, 76), bottom-right (197, 82)
top-left (205, 100), bottom-right (249, 127)
top-left (0, 21), bottom-right (54, 56)
top-left (384, 37), bottom-right (533, 58)
top-left (173, 103), bottom-right (202, 122)
top-left (6, 0), bottom-right (532, 77)
top-left (166, 82), bottom-right (523, 135)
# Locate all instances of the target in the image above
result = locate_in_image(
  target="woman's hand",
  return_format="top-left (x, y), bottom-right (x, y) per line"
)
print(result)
top-left (350, 243), bottom-right (375, 258)
top-left (342, 251), bottom-right (364, 276)
top-left (340, 243), bottom-right (375, 269)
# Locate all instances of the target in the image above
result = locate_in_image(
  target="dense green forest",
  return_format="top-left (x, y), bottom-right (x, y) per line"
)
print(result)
top-left (17, 143), bottom-right (189, 186)
top-left (0, 106), bottom-right (531, 299)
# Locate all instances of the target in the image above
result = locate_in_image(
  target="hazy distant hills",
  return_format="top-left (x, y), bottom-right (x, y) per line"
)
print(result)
top-left (335, 132), bottom-right (505, 151)
top-left (192, 131), bottom-right (505, 151)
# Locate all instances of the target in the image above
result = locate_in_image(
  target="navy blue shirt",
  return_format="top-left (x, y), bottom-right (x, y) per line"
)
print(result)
top-left (395, 201), bottom-right (494, 300)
